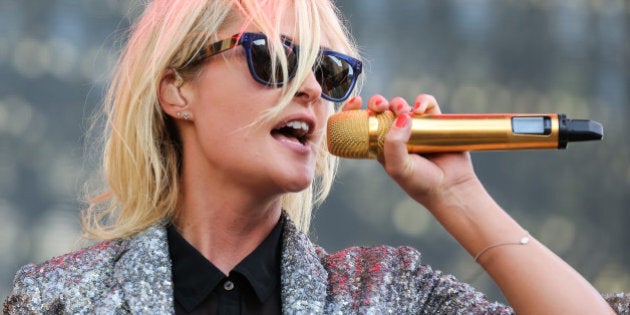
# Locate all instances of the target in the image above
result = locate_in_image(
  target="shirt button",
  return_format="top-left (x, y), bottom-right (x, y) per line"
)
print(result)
top-left (223, 280), bottom-right (235, 291)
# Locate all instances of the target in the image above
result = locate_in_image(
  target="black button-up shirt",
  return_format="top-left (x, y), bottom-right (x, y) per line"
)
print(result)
top-left (167, 217), bottom-right (283, 314)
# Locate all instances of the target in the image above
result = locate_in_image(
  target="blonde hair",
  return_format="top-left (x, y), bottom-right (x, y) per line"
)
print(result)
top-left (82, 0), bottom-right (362, 239)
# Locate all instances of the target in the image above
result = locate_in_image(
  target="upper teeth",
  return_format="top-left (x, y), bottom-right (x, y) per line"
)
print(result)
top-left (284, 120), bottom-right (309, 133)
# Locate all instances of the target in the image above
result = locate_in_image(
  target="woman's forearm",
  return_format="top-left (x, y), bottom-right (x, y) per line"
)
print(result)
top-left (424, 178), bottom-right (614, 314)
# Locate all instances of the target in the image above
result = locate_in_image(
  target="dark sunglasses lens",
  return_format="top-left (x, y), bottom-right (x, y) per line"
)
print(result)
top-left (249, 38), bottom-right (297, 85)
top-left (315, 55), bottom-right (354, 101)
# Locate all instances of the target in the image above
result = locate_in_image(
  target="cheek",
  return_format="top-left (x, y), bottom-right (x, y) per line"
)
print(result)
top-left (193, 83), bottom-right (260, 123)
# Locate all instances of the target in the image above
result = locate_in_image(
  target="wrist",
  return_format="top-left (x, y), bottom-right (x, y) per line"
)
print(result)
top-left (418, 173), bottom-right (485, 215)
top-left (420, 175), bottom-right (528, 258)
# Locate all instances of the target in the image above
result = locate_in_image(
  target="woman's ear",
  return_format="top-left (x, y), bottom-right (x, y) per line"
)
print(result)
top-left (159, 69), bottom-right (190, 119)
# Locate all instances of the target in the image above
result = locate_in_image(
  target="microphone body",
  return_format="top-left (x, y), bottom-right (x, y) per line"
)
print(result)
top-left (326, 110), bottom-right (603, 159)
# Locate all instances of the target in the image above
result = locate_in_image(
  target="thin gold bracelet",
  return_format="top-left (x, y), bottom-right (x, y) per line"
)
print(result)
top-left (474, 233), bottom-right (531, 262)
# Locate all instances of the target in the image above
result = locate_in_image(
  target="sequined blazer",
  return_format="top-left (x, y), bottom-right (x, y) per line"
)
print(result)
top-left (4, 213), bottom-right (630, 314)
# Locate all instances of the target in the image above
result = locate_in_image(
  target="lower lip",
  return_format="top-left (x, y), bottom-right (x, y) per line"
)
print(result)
top-left (272, 134), bottom-right (312, 154)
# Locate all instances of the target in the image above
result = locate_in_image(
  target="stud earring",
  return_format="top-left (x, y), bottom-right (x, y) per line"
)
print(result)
top-left (175, 111), bottom-right (191, 121)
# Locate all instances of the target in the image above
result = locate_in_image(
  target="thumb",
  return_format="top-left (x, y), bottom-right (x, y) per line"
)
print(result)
top-left (382, 113), bottom-right (413, 180)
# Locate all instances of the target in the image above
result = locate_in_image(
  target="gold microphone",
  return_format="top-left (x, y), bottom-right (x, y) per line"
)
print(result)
top-left (326, 110), bottom-right (604, 159)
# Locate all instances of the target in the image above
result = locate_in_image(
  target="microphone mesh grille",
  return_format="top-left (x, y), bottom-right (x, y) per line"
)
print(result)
top-left (326, 110), bottom-right (370, 158)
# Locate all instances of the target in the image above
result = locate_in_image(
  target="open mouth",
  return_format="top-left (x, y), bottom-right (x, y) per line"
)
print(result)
top-left (271, 120), bottom-right (311, 145)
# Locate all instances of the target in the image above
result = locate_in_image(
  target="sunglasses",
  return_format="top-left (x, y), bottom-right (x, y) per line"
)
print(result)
top-left (191, 32), bottom-right (362, 102)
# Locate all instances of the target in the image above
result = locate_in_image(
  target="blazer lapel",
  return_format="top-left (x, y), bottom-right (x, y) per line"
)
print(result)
top-left (113, 224), bottom-right (175, 314)
top-left (280, 214), bottom-right (328, 314)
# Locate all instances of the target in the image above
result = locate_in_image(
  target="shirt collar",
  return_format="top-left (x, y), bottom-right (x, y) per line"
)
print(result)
top-left (167, 216), bottom-right (284, 311)
top-left (233, 215), bottom-right (283, 302)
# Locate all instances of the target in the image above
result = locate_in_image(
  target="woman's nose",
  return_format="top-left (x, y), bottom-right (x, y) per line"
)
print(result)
top-left (294, 71), bottom-right (323, 103)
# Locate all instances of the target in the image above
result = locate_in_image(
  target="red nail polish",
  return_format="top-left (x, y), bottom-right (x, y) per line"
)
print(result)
top-left (375, 99), bottom-right (382, 106)
top-left (348, 96), bottom-right (357, 103)
top-left (414, 101), bottom-right (421, 110)
top-left (396, 103), bottom-right (403, 112)
top-left (395, 114), bottom-right (409, 128)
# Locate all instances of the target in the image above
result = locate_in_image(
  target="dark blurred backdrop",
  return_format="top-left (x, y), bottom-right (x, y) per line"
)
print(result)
top-left (1, 0), bottom-right (628, 303)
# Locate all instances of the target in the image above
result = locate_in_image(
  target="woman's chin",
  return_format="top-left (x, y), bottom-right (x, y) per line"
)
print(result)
top-left (281, 175), bottom-right (314, 193)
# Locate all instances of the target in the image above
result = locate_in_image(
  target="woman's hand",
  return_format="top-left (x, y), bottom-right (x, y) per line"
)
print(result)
top-left (341, 94), bottom-right (480, 210)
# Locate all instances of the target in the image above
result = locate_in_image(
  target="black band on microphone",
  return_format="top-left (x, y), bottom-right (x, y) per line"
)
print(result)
top-left (558, 114), bottom-right (604, 149)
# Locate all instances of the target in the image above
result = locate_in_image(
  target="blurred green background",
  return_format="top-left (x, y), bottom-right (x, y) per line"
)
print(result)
top-left (1, 0), bottom-right (628, 303)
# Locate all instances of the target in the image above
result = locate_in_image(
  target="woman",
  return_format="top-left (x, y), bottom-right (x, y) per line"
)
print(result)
top-left (4, 0), bottom-right (628, 314)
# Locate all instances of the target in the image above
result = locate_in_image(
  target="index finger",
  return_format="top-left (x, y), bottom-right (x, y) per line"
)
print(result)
top-left (340, 96), bottom-right (363, 111)
top-left (412, 94), bottom-right (441, 115)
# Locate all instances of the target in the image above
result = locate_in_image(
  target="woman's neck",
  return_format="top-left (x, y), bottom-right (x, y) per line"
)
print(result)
top-left (173, 167), bottom-right (283, 275)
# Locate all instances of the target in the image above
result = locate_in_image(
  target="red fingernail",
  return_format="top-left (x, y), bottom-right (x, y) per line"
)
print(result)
top-left (348, 96), bottom-right (358, 104)
top-left (395, 114), bottom-right (409, 128)
top-left (414, 101), bottom-right (421, 110)
top-left (396, 103), bottom-right (403, 112)
top-left (375, 99), bottom-right (382, 106)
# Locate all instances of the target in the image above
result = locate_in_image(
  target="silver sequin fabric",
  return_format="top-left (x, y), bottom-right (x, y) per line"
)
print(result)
top-left (4, 213), bottom-right (630, 314)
